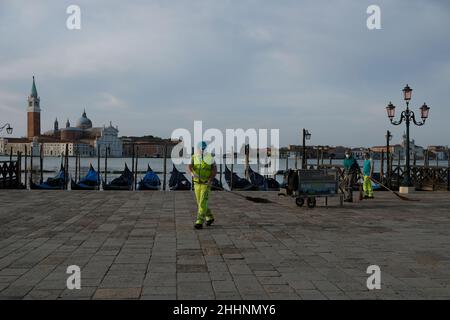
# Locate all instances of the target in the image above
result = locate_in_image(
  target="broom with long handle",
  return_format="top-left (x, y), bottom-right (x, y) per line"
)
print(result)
top-left (369, 176), bottom-right (419, 201)
top-left (210, 184), bottom-right (273, 203)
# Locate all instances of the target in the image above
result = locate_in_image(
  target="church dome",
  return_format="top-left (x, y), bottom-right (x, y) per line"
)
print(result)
top-left (76, 110), bottom-right (92, 129)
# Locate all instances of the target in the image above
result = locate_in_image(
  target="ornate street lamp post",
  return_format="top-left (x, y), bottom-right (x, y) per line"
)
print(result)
top-left (385, 130), bottom-right (392, 186)
top-left (386, 85), bottom-right (430, 189)
top-left (302, 128), bottom-right (311, 169)
top-left (0, 123), bottom-right (13, 134)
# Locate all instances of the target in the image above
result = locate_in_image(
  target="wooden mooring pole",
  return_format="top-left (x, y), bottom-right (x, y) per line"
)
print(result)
top-left (135, 146), bottom-right (139, 191)
top-left (397, 150), bottom-right (401, 189)
top-left (17, 151), bottom-right (22, 188)
top-left (97, 146), bottom-right (101, 191)
top-left (78, 153), bottom-right (81, 182)
top-left (104, 146), bottom-right (108, 186)
top-left (40, 144), bottom-right (43, 184)
top-left (30, 146), bottom-right (33, 185)
top-left (64, 144), bottom-right (69, 190)
top-left (163, 144), bottom-right (167, 191)
top-left (24, 145), bottom-right (28, 189)
top-left (75, 152), bottom-right (78, 184)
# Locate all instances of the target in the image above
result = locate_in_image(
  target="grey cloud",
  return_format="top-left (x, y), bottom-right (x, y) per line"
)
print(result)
top-left (0, 0), bottom-right (449, 147)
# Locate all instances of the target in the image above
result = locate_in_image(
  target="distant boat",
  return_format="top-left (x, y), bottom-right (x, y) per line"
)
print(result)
top-left (30, 165), bottom-right (66, 190)
top-left (103, 163), bottom-right (133, 191)
top-left (169, 165), bottom-right (191, 191)
top-left (224, 166), bottom-right (258, 191)
top-left (71, 164), bottom-right (99, 190)
top-left (137, 165), bottom-right (161, 191)
top-left (247, 166), bottom-right (280, 191)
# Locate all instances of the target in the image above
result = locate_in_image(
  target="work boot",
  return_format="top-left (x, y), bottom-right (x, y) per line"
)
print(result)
top-left (206, 218), bottom-right (215, 226)
top-left (194, 219), bottom-right (203, 229)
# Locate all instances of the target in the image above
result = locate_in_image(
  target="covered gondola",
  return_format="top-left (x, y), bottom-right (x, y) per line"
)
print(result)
top-left (169, 165), bottom-right (191, 191)
top-left (247, 166), bottom-right (280, 191)
top-left (30, 165), bottom-right (66, 190)
top-left (371, 172), bottom-right (382, 190)
top-left (210, 177), bottom-right (223, 190)
top-left (71, 164), bottom-right (100, 190)
top-left (103, 163), bottom-right (133, 191)
top-left (137, 165), bottom-right (161, 191)
top-left (224, 166), bottom-right (258, 191)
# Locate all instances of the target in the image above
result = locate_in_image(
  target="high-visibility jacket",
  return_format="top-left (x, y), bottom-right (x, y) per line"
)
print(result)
top-left (192, 153), bottom-right (214, 184)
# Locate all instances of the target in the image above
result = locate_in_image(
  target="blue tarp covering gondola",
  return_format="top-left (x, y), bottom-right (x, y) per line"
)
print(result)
top-left (224, 166), bottom-right (258, 191)
top-left (103, 163), bottom-right (133, 191)
top-left (209, 177), bottom-right (223, 191)
top-left (169, 165), bottom-right (191, 191)
top-left (138, 165), bottom-right (161, 191)
top-left (371, 172), bottom-right (382, 190)
top-left (247, 166), bottom-right (280, 191)
top-left (71, 164), bottom-right (100, 190)
top-left (30, 165), bottom-right (66, 190)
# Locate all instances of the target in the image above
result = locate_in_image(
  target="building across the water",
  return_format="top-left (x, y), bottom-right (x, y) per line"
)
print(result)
top-left (121, 136), bottom-right (178, 158)
top-left (0, 77), bottom-right (122, 157)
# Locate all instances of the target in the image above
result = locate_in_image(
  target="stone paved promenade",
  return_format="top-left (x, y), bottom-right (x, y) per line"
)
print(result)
top-left (0, 190), bottom-right (449, 300)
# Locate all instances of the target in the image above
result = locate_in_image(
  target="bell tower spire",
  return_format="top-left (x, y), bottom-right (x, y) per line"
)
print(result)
top-left (27, 76), bottom-right (41, 139)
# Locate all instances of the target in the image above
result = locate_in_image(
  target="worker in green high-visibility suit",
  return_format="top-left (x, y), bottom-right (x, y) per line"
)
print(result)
top-left (188, 141), bottom-right (217, 229)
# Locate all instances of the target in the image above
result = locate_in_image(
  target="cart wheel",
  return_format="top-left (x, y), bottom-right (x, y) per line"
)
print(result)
top-left (307, 197), bottom-right (316, 208)
top-left (295, 198), bottom-right (305, 207)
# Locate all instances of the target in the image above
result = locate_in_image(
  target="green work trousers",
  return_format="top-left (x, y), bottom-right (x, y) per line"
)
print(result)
top-left (363, 176), bottom-right (374, 197)
top-left (194, 183), bottom-right (214, 224)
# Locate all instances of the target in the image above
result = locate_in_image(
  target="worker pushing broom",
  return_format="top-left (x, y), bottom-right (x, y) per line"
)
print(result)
top-left (188, 141), bottom-right (217, 229)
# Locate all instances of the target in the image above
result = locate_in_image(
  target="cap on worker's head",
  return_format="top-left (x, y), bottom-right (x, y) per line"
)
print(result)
top-left (198, 141), bottom-right (207, 151)
top-left (345, 149), bottom-right (352, 154)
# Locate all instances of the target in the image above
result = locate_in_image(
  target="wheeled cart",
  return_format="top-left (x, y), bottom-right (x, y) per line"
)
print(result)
top-left (294, 169), bottom-right (343, 208)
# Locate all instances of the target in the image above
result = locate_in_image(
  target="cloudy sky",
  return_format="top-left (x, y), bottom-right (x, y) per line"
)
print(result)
top-left (1, 0), bottom-right (449, 147)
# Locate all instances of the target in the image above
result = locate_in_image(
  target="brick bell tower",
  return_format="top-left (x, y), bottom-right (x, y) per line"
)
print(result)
top-left (27, 76), bottom-right (41, 139)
